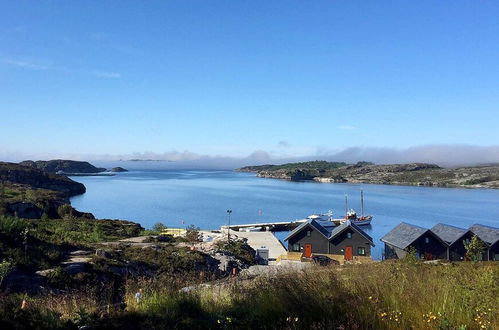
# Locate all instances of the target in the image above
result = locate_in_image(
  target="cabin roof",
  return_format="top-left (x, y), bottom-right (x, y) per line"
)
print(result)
top-left (380, 222), bottom-right (428, 249)
top-left (284, 219), bottom-right (374, 246)
top-left (329, 220), bottom-right (374, 246)
top-left (284, 219), bottom-right (330, 241)
top-left (430, 223), bottom-right (467, 245)
top-left (469, 224), bottom-right (499, 246)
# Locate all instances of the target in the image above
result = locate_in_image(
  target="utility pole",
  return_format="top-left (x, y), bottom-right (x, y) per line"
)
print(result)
top-left (226, 209), bottom-right (232, 243)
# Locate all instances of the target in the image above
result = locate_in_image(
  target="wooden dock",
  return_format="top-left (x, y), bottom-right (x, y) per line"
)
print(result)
top-left (221, 219), bottom-right (307, 232)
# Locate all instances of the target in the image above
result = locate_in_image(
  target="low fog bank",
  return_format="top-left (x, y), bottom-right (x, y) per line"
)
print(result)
top-left (3, 144), bottom-right (499, 170)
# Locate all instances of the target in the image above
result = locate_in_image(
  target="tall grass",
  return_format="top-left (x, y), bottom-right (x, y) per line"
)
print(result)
top-left (114, 261), bottom-right (498, 329)
top-left (1, 261), bottom-right (497, 329)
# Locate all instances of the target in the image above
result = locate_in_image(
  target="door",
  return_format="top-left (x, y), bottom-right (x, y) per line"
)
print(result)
top-left (344, 246), bottom-right (353, 260)
top-left (304, 244), bottom-right (312, 258)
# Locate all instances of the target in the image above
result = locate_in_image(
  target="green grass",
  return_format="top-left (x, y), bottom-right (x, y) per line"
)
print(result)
top-left (3, 261), bottom-right (494, 329)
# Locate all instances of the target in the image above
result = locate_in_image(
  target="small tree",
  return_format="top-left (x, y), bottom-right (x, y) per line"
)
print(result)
top-left (464, 235), bottom-right (485, 261)
top-left (185, 225), bottom-right (202, 243)
top-left (403, 246), bottom-right (420, 265)
top-left (152, 222), bottom-right (167, 233)
top-left (57, 204), bottom-right (74, 219)
top-left (0, 260), bottom-right (13, 288)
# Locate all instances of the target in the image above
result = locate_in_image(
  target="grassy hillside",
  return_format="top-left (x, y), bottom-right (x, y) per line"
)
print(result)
top-left (1, 260), bottom-right (497, 329)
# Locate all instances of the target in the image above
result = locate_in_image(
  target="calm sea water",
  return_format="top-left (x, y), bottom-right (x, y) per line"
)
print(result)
top-left (70, 170), bottom-right (499, 259)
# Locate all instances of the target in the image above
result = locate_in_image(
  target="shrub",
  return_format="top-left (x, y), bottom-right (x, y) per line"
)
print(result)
top-left (57, 204), bottom-right (73, 219)
top-left (0, 259), bottom-right (13, 288)
top-left (464, 235), bottom-right (486, 261)
top-left (184, 225), bottom-right (202, 243)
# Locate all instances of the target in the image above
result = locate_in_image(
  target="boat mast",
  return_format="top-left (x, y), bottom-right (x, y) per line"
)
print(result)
top-left (361, 190), bottom-right (364, 217)
top-left (344, 194), bottom-right (348, 217)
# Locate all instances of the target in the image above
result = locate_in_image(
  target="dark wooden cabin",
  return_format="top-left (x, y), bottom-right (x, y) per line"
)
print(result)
top-left (381, 222), bottom-right (447, 260)
top-left (285, 219), bottom-right (374, 260)
top-left (469, 224), bottom-right (499, 261)
top-left (431, 223), bottom-right (468, 261)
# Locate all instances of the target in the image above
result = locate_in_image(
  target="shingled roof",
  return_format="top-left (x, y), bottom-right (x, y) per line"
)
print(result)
top-left (284, 219), bottom-right (331, 241)
top-left (329, 220), bottom-right (374, 246)
top-left (469, 224), bottom-right (499, 246)
top-left (284, 219), bottom-right (374, 245)
top-left (431, 223), bottom-right (467, 245)
top-left (380, 222), bottom-right (428, 249)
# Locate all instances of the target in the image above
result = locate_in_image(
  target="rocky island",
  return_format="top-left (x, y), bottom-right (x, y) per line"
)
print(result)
top-left (237, 161), bottom-right (499, 189)
top-left (111, 166), bottom-right (128, 172)
top-left (19, 159), bottom-right (107, 174)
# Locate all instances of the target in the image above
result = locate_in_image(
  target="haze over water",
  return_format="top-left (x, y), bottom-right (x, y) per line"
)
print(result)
top-left (70, 170), bottom-right (499, 259)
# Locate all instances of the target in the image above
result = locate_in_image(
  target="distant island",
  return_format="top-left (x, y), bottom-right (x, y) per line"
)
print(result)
top-left (20, 159), bottom-right (107, 174)
top-left (237, 160), bottom-right (499, 189)
top-left (127, 159), bottom-right (173, 162)
top-left (111, 166), bottom-right (128, 172)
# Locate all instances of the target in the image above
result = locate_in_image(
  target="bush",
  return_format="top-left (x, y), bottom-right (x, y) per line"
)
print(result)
top-left (184, 225), bottom-right (202, 243)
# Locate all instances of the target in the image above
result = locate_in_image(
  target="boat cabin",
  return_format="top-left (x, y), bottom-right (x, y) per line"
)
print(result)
top-left (284, 219), bottom-right (374, 260)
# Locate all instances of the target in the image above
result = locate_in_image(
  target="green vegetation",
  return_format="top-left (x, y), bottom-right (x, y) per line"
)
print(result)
top-left (239, 161), bottom-right (499, 188)
top-left (464, 235), bottom-right (486, 261)
top-left (0, 215), bottom-right (142, 272)
top-left (19, 159), bottom-right (106, 174)
top-left (0, 262), bottom-right (496, 329)
top-left (0, 259), bottom-right (12, 287)
top-left (215, 239), bottom-right (257, 265)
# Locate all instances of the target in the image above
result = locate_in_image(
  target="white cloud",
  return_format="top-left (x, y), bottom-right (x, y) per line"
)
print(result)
top-left (92, 71), bottom-right (121, 79)
top-left (338, 125), bottom-right (357, 131)
top-left (2, 57), bottom-right (120, 79)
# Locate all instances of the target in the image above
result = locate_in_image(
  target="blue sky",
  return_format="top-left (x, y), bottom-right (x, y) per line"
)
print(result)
top-left (1, 1), bottom-right (499, 164)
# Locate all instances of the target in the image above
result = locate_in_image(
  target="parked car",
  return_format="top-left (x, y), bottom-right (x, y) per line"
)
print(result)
top-left (312, 255), bottom-right (339, 266)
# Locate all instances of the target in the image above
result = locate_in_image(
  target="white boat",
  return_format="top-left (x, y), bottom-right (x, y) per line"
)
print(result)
top-left (340, 190), bottom-right (373, 226)
top-left (239, 226), bottom-right (262, 232)
top-left (306, 210), bottom-right (334, 221)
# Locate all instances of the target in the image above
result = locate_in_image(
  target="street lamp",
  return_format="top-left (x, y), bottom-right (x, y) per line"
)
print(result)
top-left (226, 209), bottom-right (232, 242)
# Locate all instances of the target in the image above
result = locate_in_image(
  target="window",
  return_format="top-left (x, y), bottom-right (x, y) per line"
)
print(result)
top-left (425, 237), bottom-right (430, 244)
top-left (292, 244), bottom-right (300, 252)
top-left (307, 230), bottom-right (311, 237)
top-left (347, 232), bottom-right (352, 239)
top-left (358, 247), bottom-right (366, 256)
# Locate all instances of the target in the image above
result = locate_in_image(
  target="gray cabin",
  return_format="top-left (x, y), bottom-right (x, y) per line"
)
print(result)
top-left (381, 222), bottom-right (447, 260)
top-left (285, 219), bottom-right (374, 260)
top-left (431, 223), bottom-right (487, 261)
top-left (469, 224), bottom-right (499, 261)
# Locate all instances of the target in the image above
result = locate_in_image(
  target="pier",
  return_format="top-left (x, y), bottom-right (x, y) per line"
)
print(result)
top-left (220, 217), bottom-right (347, 233)
top-left (220, 219), bottom-right (307, 232)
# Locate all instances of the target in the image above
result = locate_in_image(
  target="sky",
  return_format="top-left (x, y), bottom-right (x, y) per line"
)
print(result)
top-left (1, 1), bottom-right (499, 167)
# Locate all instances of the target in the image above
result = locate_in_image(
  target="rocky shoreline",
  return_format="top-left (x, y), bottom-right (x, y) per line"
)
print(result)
top-left (239, 162), bottom-right (499, 189)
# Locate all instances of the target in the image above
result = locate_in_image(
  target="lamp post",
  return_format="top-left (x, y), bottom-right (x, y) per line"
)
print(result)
top-left (226, 209), bottom-right (232, 243)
